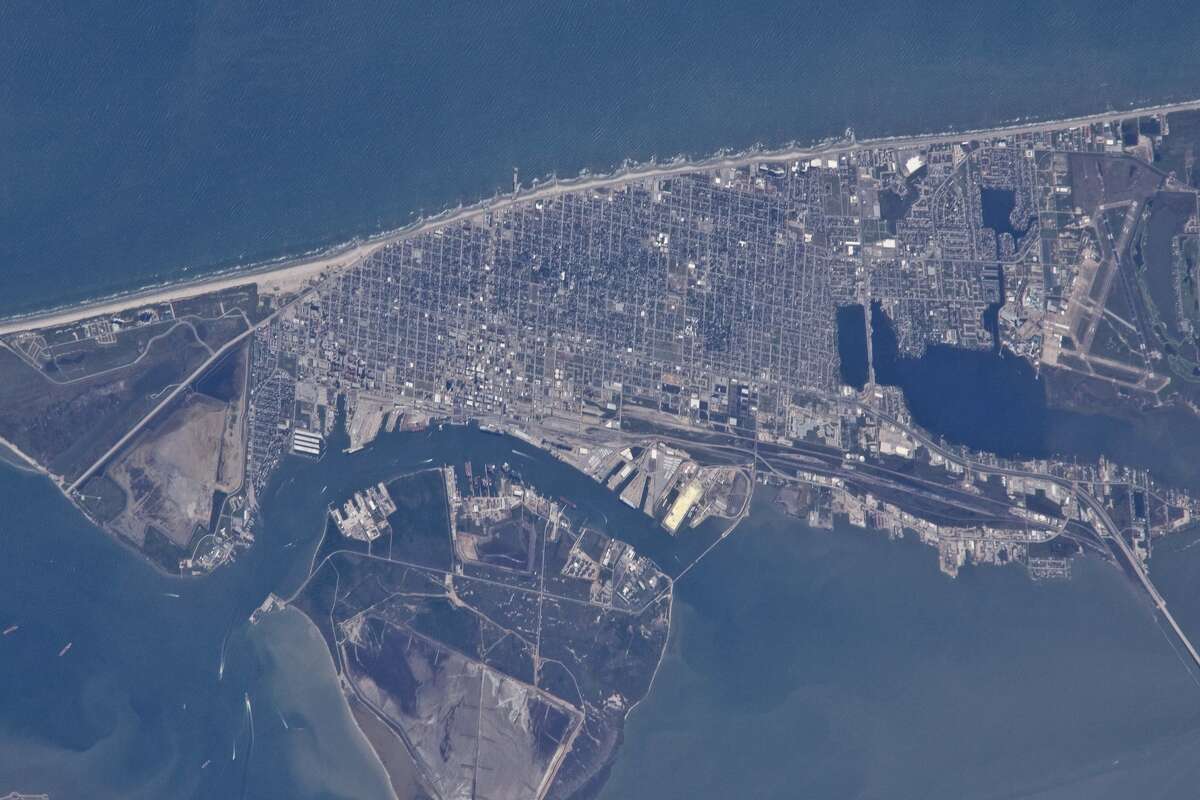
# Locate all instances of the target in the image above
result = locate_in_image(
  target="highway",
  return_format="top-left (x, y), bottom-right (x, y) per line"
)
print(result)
top-left (64, 323), bottom-right (258, 493)
top-left (64, 283), bottom-right (318, 493)
top-left (1079, 491), bottom-right (1200, 673)
top-left (615, 401), bottom-right (1200, 678)
top-left (5, 85), bottom-right (1199, 682)
top-left (856, 402), bottom-right (1200, 677)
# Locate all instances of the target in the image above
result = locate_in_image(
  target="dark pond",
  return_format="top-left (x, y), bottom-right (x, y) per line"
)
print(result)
top-left (865, 300), bottom-right (1200, 482)
top-left (835, 303), bottom-right (869, 390)
top-left (871, 299), bottom-right (1047, 456)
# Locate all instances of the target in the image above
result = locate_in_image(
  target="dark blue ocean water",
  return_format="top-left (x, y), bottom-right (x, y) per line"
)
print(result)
top-left (5, 1), bottom-right (1200, 315)
top-left (6, 4), bottom-right (1200, 798)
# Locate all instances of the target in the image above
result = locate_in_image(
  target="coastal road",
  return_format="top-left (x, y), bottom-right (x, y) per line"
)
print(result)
top-left (614, 400), bottom-right (1200, 678)
top-left (63, 275), bottom-right (333, 494)
top-left (65, 323), bottom-right (260, 493)
top-left (6, 97), bottom-right (1200, 337)
top-left (1080, 492), bottom-right (1200, 674)
top-left (856, 402), bottom-right (1200, 677)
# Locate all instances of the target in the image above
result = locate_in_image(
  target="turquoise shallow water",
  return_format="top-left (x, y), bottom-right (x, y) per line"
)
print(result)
top-left (6, 4), bottom-right (1200, 797)
top-left (0, 450), bottom-right (397, 799)
top-left (234, 608), bottom-right (398, 800)
top-left (4, 428), bottom-right (1200, 798)
top-left (5, 1), bottom-right (1200, 314)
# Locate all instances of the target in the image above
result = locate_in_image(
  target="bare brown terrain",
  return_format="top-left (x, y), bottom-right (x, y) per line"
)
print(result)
top-left (106, 393), bottom-right (229, 548)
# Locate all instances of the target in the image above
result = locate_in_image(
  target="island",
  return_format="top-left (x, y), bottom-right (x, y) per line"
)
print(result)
top-left (280, 464), bottom-right (670, 798)
top-left (5, 99), bottom-right (1200, 796)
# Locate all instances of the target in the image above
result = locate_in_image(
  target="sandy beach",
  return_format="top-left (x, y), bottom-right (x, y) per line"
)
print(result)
top-left (4, 95), bottom-right (1200, 338)
top-left (0, 242), bottom-right (375, 336)
top-left (0, 433), bottom-right (50, 477)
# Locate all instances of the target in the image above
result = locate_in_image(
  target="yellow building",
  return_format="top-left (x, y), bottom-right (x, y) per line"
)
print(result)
top-left (663, 480), bottom-right (703, 533)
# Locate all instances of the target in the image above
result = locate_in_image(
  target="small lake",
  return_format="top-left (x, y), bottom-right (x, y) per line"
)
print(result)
top-left (835, 304), bottom-right (869, 391)
top-left (869, 299), bottom-right (1050, 457)
top-left (861, 300), bottom-right (1200, 492)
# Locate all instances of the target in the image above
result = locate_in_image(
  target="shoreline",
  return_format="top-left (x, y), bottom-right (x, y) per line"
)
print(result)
top-left (4, 94), bottom-right (1200, 336)
top-left (347, 698), bottom-right (426, 800)
top-left (268, 606), bottom-right (403, 800)
top-left (0, 434), bottom-right (52, 478)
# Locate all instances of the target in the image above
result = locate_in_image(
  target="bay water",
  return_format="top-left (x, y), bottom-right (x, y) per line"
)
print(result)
top-left (7, 3), bottom-right (1200, 797)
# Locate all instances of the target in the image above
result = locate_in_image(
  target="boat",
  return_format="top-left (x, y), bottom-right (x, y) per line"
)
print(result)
top-left (218, 630), bottom-right (230, 680)
top-left (58, 642), bottom-right (72, 657)
top-left (2, 625), bottom-right (17, 636)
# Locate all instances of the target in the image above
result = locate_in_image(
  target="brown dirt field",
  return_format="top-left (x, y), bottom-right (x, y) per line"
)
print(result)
top-left (107, 393), bottom-right (229, 546)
